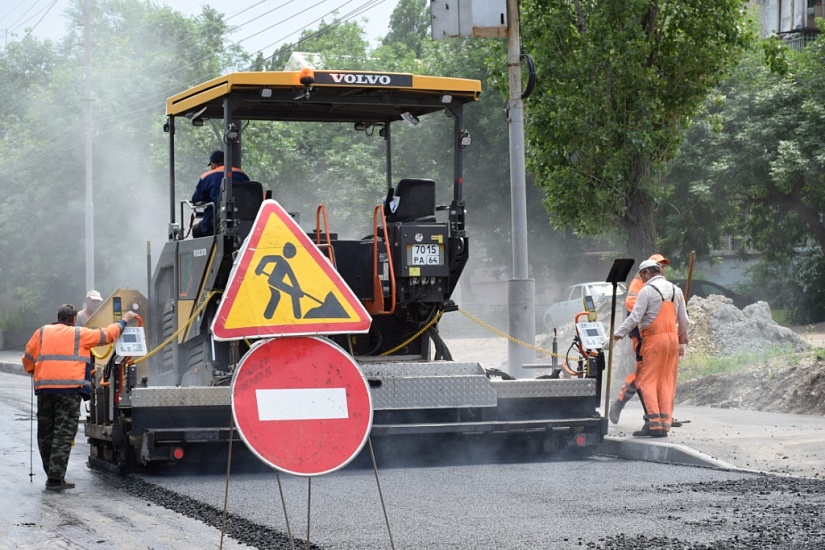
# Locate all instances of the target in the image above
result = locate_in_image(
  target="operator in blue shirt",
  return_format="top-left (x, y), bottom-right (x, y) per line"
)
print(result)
top-left (191, 150), bottom-right (250, 237)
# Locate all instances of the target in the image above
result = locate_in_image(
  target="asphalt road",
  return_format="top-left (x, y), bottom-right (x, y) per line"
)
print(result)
top-left (135, 457), bottom-right (825, 550)
top-left (0, 372), bottom-right (248, 550)
top-left (1, 367), bottom-right (824, 549)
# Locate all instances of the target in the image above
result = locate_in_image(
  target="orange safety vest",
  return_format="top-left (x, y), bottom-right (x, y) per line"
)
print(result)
top-left (23, 322), bottom-right (123, 392)
top-left (625, 276), bottom-right (644, 313)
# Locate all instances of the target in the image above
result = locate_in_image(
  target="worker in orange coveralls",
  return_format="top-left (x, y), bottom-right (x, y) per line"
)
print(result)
top-left (613, 260), bottom-right (689, 437)
top-left (609, 253), bottom-right (669, 425)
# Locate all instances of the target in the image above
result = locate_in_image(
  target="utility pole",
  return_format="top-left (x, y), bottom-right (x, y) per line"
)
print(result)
top-left (84, 0), bottom-right (95, 292)
top-left (430, 0), bottom-right (536, 376)
top-left (505, 0), bottom-right (535, 378)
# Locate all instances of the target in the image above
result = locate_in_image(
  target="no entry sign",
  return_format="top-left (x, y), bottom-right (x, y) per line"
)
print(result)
top-left (231, 336), bottom-right (373, 476)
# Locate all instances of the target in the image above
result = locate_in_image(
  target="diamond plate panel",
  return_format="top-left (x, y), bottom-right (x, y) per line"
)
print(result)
top-left (359, 360), bottom-right (487, 377)
top-left (369, 374), bottom-right (497, 409)
top-left (129, 363), bottom-right (594, 412)
top-left (491, 378), bottom-right (596, 399)
top-left (360, 361), bottom-right (497, 410)
top-left (131, 387), bottom-right (230, 408)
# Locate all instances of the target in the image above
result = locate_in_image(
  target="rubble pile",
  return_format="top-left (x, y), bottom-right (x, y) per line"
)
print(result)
top-left (686, 294), bottom-right (807, 357)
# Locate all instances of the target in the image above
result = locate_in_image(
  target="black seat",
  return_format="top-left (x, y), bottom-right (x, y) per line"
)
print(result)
top-left (231, 181), bottom-right (265, 239)
top-left (386, 178), bottom-right (436, 222)
top-left (232, 181), bottom-right (264, 218)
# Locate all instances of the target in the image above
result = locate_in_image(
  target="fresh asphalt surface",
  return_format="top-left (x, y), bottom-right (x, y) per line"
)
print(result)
top-left (1, 348), bottom-right (821, 478)
top-left (5, 347), bottom-right (825, 549)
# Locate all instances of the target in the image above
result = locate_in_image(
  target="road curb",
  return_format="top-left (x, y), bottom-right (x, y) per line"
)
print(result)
top-left (599, 435), bottom-right (738, 470)
top-left (0, 357), bottom-right (23, 376)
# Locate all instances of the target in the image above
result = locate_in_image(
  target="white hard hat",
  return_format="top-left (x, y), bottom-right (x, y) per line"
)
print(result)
top-left (638, 259), bottom-right (660, 272)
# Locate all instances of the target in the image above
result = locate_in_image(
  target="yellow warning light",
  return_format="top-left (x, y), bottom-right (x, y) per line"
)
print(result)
top-left (299, 67), bottom-right (315, 87)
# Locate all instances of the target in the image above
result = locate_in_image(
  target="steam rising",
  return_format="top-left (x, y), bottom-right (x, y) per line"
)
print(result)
top-left (0, 1), bottom-right (608, 346)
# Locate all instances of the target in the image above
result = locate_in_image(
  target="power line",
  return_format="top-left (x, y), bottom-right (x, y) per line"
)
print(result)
top-left (3, 0), bottom-right (59, 39)
top-left (0, 0), bottom-right (32, 27)
top-left (256, 0), bottom-right (389, 65)
top-left (0, 0), bottom-right (397, 173)
top-left (18, 0), bottom-right (61, 43)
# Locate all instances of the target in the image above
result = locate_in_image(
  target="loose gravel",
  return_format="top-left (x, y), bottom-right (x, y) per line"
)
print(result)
top-left (593, 475), bottom-right (825, 550)
top-left (117, 475), bottom-right (323, 549)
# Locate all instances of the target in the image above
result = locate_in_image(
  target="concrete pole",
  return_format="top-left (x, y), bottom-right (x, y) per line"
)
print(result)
top-left (84, 0), bottom-right (95, 292)
top-left (505, 0), bottom-right (535, 378)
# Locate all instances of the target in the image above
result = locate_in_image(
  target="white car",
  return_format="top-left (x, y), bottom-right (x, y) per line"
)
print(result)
top-left (543, 281), bottom-right (626, 332)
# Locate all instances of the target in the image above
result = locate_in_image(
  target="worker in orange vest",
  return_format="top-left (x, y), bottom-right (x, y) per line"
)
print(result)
top-left (613, 260), bottom-right (689, 437)
top-left (23, 304), bottom-right (137, 490)
top-left (609, 254), bottom-right (669, 425)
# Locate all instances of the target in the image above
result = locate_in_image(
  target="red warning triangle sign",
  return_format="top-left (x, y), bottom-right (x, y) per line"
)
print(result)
top-left (211, 200), bottom-right (372, 341)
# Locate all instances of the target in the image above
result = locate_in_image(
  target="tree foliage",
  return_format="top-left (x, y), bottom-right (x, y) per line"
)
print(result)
top-left (0, 0), bottom-right (630, 335)
top-left (0, 0), bottom-right (247, 327)
top-left (664, 34), bottom-right (825, 323)
top-left (520, 0), bottom-right (751, 261)
top-left (382, 0), bottom-right (430, 58)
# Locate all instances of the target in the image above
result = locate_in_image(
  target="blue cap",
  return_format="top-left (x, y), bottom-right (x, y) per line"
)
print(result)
top-left (208, 150), bottom-right (224, 166)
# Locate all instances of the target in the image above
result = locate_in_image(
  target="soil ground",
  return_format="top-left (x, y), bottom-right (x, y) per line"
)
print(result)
top-left (675, 323), bottom-right (825, 416)
top-left (443, 312), bottom-right (825, 416)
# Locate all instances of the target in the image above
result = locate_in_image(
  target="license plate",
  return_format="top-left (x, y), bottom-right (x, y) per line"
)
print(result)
top-left (409, 244), bottom-right (443, 266)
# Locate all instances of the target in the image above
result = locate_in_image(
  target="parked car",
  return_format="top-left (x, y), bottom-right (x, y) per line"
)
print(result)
top-left (671, 279), bottom-right (756, 310)
top-left (543, 281), bottom-right (626, 332)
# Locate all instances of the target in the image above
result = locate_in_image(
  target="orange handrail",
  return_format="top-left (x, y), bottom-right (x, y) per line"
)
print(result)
top-left (314, 205), bottom-right (336, 266)
top-left (365, 205), bottom-right (396, 315)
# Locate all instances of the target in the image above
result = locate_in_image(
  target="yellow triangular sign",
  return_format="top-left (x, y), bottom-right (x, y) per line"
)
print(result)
top-left (211, 200), bottom-right (372, 340)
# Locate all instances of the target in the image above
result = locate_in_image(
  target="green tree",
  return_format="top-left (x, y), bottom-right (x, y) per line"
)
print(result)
top-left (520, 0), bottom-right (751, 261)
top-left (0, 36), bottom-right (76, 318)
top-left (382, 0), bottom-right (430, 58)
top-left (664, 36), bottom-right (825, 323)
top-left (266, 18), bottom-right (371, 71)
top-left (0, 0), bottom-right (246, 329)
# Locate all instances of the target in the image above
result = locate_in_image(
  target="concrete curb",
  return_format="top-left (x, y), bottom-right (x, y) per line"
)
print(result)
top-left (599, 435), bottom-right (738, 471)
top-left (0, 357), bottom-right (23, 376)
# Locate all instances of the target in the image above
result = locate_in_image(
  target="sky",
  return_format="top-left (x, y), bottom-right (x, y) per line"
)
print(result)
top-left (0, 0), bottom-right (401, 58)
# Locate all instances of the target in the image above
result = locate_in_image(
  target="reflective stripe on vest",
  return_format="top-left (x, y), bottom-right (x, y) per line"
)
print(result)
top-left (30, 325), bottom-right (97, 391)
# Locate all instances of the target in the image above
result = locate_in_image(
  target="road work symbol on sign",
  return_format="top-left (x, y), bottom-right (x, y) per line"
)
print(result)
top-left (211, 199), bottom-right (371, 340)
top-left (231, 336), bottom-right (373, 476)
top-left (254, 241), bottom-right (349, 321)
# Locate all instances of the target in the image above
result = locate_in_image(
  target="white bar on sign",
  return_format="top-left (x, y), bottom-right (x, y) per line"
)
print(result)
top-left (256, 388), bottom-right (349, 421)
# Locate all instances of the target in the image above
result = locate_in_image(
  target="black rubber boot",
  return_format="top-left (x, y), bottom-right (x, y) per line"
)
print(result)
top-left (608, 399), bottom-right (625, 424)
top-left (45, 479), bottom-right (75, 491)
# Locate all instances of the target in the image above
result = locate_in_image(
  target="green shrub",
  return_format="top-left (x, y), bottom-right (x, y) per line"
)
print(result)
top-left (679, 345), bottom-right (792, 380)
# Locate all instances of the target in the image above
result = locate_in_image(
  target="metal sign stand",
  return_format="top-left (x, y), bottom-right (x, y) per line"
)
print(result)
top-left (604, 259), bottom-right (636, 418)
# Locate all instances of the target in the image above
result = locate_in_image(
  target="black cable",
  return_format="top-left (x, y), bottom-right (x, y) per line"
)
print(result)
top-left (565, 341), bottom-right (585, 375)
top-left (364, 329), bottom-right (384, 356)
top-left (484, 367), bottom-right (515, 381)
top-left (428, 327), bottom-right (453, 361)
top-left (520, 53), bottom-right (536, 100)
top-left (103, 352), bottom-right (117, 383)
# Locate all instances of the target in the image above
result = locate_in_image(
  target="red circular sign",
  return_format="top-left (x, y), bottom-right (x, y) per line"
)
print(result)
top-left (231, 336), bottom-right (373, 476)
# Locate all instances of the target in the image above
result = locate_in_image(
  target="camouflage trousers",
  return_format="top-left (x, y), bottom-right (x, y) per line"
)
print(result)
top-left (37, 393), bottom-right (81, 481)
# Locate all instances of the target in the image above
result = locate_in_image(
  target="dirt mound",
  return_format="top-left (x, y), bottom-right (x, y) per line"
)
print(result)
top-left (678, 294), bottom-right (824, 416)
top-left (687, 294), bottom-right (807, 357)
top-left (677, 354), bottom-right (825, 416)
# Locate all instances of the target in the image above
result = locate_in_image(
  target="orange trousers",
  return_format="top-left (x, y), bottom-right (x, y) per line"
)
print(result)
top-left (635, 301), bottom-right (679, 434)
top-left (617, 327), bottom-right (642, 403)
